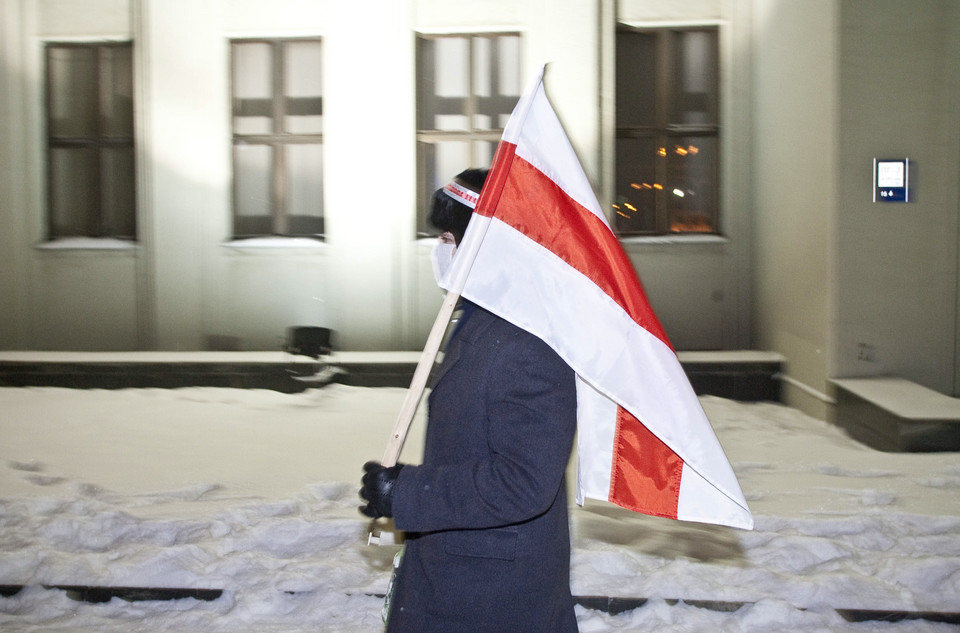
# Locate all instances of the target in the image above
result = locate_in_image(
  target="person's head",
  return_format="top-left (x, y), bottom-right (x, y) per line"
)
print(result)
top-left (428, 168), bottom-right (488, 246)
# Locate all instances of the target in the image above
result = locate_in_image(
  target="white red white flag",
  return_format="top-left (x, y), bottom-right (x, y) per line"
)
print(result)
top-left (442, 67), bottom-right (753, 530)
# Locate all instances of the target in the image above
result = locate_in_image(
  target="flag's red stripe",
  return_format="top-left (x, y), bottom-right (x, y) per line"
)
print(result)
top-left (610, 406), bottom-right (682, 518)
top-left (475, 142), bottom-right (671, 348)
top-left (474, 138), bottom-right (516, 214)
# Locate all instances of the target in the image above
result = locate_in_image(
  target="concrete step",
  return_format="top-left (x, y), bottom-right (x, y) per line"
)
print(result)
top-left (831, 377), bottom-right (960, 452)
top-left (0, 350), bottom-right (784, 401)
top-left (2, 584), bottom-right (958, 624)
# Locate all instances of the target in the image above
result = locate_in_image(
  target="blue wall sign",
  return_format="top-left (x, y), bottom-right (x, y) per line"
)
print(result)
top-left (873, 158), bottom-right (910, 202)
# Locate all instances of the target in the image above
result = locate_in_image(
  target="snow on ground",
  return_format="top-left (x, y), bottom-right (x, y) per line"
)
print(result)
top-left (1, 384), bottom-right (959, 632)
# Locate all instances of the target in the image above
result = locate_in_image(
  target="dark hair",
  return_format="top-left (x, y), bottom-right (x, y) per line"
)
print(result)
top-left (427, 168), bottom-right (489, 245)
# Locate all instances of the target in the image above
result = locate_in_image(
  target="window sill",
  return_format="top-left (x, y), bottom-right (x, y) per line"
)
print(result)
top-left (417, 234), bottom-right (728, 249)
top-left (222, 237), bottom-right (327, 250)
top-left (618, 233), bottom-right (728, 246)
top-left (35, 238), bottom-right (139, 251)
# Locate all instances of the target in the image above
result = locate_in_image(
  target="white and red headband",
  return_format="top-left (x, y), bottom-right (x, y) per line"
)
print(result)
top-left (442, 180), bottom-right (479, 209)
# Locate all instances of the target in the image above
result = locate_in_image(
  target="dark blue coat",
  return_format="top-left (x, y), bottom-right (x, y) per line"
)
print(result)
top-left (389, 303), bottom-right (579, 633)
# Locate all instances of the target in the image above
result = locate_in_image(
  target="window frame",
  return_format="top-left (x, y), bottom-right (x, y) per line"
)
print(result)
top-left (614, 25), bottom-right (720, 236)
top-left (415, 32), bottom-right (522, 237)
top-left (229, 37), bottom-right (324, 240)
top-left (44, 41), bottom-right (136, 240)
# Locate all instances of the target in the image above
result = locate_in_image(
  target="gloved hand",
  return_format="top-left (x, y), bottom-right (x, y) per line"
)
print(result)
top-left (360, 460), bottom-right (404, 519)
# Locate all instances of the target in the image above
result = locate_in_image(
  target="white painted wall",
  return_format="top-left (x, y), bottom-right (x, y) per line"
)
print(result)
top-left (2, 0), bottom-right (626, 352)
top-left (834, 0), bottom-right (960, 395)
top-left (0, 0), bottom-right (31, 348)
top-left (0, 0), bottom-right (778, 366)
top-left (2, 0), bottom-right (141, 351)
top-left (750, 0), bottom-right (960, 415)
top-left (5, 0), bottom-right (960, 424)
top-left (751, 0), bottom-right (838, 417)
top-left (617, 0), bottom-right (754, 350)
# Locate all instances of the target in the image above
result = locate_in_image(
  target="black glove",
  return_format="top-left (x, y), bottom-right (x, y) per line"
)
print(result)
top-left (360, 460), bottom-right (404, 519)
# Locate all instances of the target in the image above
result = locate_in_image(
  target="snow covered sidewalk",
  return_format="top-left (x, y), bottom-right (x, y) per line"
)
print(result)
top-left (1, 385), bottom-right (959, 631)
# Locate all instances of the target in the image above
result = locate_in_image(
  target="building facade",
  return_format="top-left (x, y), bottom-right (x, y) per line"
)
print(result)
top-left (2, 0), bottom-right (959, 419)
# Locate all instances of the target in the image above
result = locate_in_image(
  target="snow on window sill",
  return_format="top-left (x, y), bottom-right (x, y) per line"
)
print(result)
top-left (35, 237), bottom-right (138, 251)
top-left (222, 237), bottom-right (327, 250)
top-left (619, 233), bottom-right (728, 246)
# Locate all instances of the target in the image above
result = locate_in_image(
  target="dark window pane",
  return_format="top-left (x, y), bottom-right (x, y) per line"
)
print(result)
top-left (48, 47), bottom-right (98, 138)
top-left (231, 38), bottom-right (324, 238)
top-left (427, 140), bottom-right (472, 192)
top-left (101, 146), bottom-right (136, 237)
top-left (416, 33), bottom-right (520, 236)
top-left (615, 27), bottom-right (719, 235)
top-left (101, 45), bottom-right (134, 137)
top-left (234, 214), bottom-right (274, 236)
top-left (475, 140), bottom-right (497, 174)
top-left (616, 30), bottom-right (657, 129)
top-left (473, 36), bottom-right (521, 130)
top-left (235, 144), bottom-right (273, 218)
top-left (50, 147), bottom-right (98, 236)
top-left (492, 35), bottom-right (522, 99)
top-left (232, 42), bottom-right (274, 135)
top-left (417, 139), bottom-right (471, 235)
top-left (46, 42), bottom-right (135, 239)
top-left (670, 30), bottom-right (718, 125)
top-left (287, 215), bottom-right (324, 236)
top-left (416, 138), bottom-right (498, 236)
top-left (614, 136), bottom-right (658, 234)
top-left (418, 36), bottom-right (470, 130)
top-left (285, 143), bottom-right (323, 224)
top-left (284, 40), bottom-right (322, 134)
top-left (667, 136), bottom-right (717, 233)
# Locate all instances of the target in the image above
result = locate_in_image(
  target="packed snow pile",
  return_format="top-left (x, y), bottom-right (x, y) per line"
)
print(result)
top-left (1, 385), bottom-right (958, 632)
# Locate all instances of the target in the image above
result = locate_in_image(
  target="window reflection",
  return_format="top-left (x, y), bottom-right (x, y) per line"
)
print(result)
top-left (416, 33), bottom-right (521, 237)
top-left (615, 27), bottom-right (719, 235)
top-left (46, 43), bottom-right (136, 239)
top-left (231, 38), bottom-right (324, 238)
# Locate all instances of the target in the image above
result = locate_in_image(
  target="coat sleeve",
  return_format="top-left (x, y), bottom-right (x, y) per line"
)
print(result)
top-left (391, 325), bottom-right (577, 532)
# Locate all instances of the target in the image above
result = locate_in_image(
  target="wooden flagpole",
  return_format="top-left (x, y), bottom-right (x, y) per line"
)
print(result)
top-left (368, 71), bottom-right (541, 544)
top-left (368, 288), bottom-right (460, 546)
top-left (380, 287), bottom-right (461, 467)
top-left (377, 70), bottom-right (541, 467)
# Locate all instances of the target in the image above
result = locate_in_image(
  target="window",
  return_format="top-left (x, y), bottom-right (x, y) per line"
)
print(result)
top-left (416, 33), bottom-right (521, 237)
top-left (614, 27), bottom-right (719, 235)
top-left (45, 42), bottom-right (136, 239)
top-left (231, 38), bottom-right (323, 238)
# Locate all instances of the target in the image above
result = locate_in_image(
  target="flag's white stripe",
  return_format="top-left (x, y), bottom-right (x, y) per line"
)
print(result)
top-left (574, 377), bottom-right (618, 505)
top-left (676, 461), bottom-right (751, 527)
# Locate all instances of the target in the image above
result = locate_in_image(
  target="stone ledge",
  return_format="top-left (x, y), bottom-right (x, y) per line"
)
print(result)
top-left (831, 377), bottom-right (960, 452)
top-left (0, 350), bottom-right (784, 401)
top-left (2, 585), bottom-right (958, 624)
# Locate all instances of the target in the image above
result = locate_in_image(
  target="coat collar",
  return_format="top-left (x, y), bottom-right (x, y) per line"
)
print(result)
top-left (430, 301), bottom-right (495, 388)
